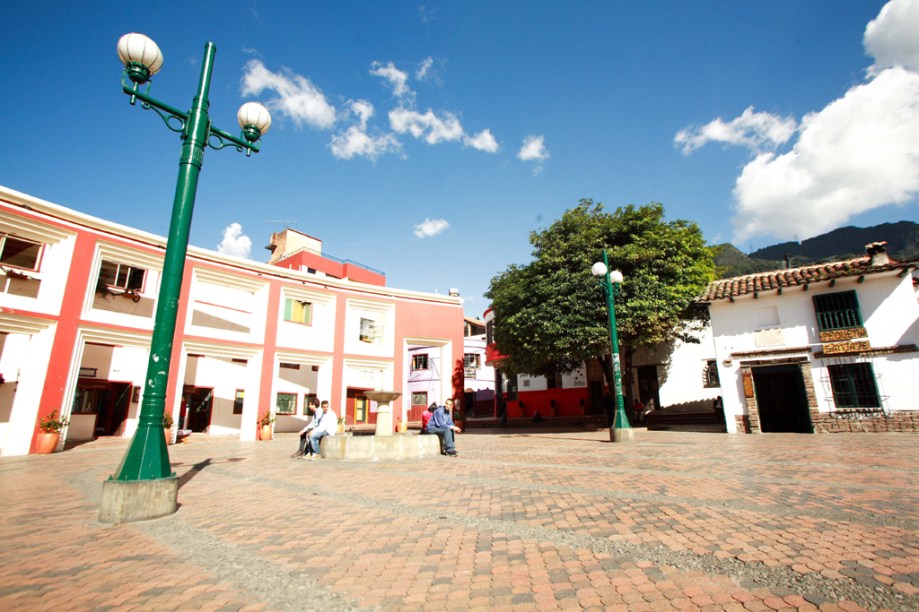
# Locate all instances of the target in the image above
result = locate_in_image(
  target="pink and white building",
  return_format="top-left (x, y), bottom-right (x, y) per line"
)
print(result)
top-left (0, 186), bottom-right (464, 455)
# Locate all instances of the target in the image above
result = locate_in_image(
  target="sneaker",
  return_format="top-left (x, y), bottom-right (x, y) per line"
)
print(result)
top-left (300, 454), bottom-right (312, 460)
top-left (309, 454), bottom-right (320, 461)
top-left (446, 451), bottom-right (458, 457)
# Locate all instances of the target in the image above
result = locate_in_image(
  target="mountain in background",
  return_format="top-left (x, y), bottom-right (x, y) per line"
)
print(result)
top-left (713, 221), bottom-right (919, 279)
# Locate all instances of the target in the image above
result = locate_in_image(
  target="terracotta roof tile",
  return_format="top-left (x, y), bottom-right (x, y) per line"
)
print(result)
top-left (697, 256), bottom-right (918, 302)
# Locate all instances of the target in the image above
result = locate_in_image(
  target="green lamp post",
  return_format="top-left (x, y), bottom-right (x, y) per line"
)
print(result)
top-left (591, 250), bottom-right (634, 443)
top-left (99, 33), bottom-right (271, 524)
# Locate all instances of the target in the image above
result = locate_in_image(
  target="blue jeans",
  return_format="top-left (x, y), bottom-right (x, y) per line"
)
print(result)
top-left (309, 430), bottom-right (328, 455)
top-left (426, 426), bottom-right (455, 453)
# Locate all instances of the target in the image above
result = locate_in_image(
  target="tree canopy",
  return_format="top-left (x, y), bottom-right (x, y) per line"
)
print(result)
top-left (485, 200), bottom-right (715, 380)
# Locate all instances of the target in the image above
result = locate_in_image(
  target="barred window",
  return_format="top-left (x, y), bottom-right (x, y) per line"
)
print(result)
top-left (702, 360), bottom-right (720, 388)
top-left (412, 354), bottom-right (429, 370)
top-left (828, 363), bottom-right (880, 408)
top-left (411, 392), bottom-right (428, 406)
top-left (813, 291), bottom-right (862, 331)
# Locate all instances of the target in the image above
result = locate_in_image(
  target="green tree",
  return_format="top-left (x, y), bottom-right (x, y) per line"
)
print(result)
top-left (485, 200), bottom-right (715, 411)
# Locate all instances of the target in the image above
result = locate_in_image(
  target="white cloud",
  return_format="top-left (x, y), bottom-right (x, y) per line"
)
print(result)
top-left (241, 60), bottom-right (336, 129)
top-left (348, 99), bottom-right (374, 129)
top-left (865, 0), bottom-right (919, 74)
top-left (413, 218), bottom-right (450, 238)
top-left (517, 135), bottom-right (549, 162)
top-left (676, 1), bottom-right (919, 245)
top-left (732, 67), bottom-right (919, 243)
top-left (674, 106), bottom-right (797, 155)
top-left (416, 57), bottom-right (434, 81)
top-left (389, 107), bottom-right (464, 144)
top-left (330, 126), bottom-right (402, 161)
top-left (464, 129), bottom-right (499, 153)
top-left (216, 223), bottom-right (252, 258)
top-left (370, 61), bottom-right (412, 98)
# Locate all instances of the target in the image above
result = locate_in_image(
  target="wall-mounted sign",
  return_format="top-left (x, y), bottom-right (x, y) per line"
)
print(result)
top-left (742, 370), bottom-right (754, 398)
top-left (822, 340), bottom-right (871, 355)
top-left (819, 327), bottom-right (868, 343)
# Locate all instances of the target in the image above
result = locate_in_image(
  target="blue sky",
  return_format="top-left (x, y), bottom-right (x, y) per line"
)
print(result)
top-left (3, 1), bottom-right (918, 318)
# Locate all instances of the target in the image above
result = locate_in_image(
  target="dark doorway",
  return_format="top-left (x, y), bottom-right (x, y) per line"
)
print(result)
top-left (752, 365), bottom-right (812, 433)
top-left (76, 381), bottom-right (131, 436)
top-left (181, 386), bottom-right (213, 433)
top-left (587, 381), bottom-right (604, 416)
top-left (637, 365), bottom-right (661, 411)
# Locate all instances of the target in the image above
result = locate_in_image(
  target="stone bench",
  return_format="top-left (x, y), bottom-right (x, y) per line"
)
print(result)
top-left (320, 432), bottom-right (441, 460)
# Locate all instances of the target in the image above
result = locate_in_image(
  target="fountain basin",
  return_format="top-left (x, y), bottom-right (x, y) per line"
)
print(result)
top-left (320, 432), bottom-right (440, 460)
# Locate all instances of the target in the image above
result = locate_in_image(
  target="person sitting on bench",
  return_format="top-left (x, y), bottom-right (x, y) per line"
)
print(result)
top-left (427, 397), bottom-right (461, 457)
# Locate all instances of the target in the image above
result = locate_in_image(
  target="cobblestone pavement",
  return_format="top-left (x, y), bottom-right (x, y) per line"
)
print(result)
top-left (1, 429), bottom-right (918, 611)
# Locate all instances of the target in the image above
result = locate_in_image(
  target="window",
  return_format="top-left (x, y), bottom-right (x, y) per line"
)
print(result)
top-left (276, 392), bottom-right (297, 415)
top-left (412, 354), bottom-right (429, 371)
top-left (284, 298), bottom-right (312, 325)
top-left (463, 353), bottom-right (480, 369)
top-left (702, 360), bottom-right (721, 388)
top-left (813, 291), bottom-right (862, 331)
top-left (0, 234), bottom-right (42, 270)
top-left (99, 260), bottom-right (146, 291)
top-left (279, 362), bottom-right (300, 370)
top-left (828, 363), bottom-right (880, 408)
top-left (233, 390), bottom-right (244, 415)
top-left (359, 317), bottom-right (378, 343)
top-left (411, 392), bottom-right (428, 406)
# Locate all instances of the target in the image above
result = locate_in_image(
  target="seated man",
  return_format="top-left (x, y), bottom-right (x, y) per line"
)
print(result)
top-left (305, 400), bottom-right (337, 460)
top-left (292, 397), bottom-right (321, 458)
top-left (427, 397), bottom-right (461, 457)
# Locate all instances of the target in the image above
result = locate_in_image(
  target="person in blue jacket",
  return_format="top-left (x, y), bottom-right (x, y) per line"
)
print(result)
top-left (427, 397), bottom-right (461, 457)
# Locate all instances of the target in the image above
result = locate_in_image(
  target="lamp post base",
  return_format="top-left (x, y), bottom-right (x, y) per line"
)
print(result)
top-left (610, 427), bottom-right (635, 443)
top-left (98, 475), bottom-right (179, 524)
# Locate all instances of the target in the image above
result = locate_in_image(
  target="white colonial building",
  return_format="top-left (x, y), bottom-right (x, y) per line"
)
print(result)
top-left (698, 243), bottom-right (919, 434)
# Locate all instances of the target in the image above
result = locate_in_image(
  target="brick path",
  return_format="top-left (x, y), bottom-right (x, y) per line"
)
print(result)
top-left (1, 429), bottom-right (917, 611)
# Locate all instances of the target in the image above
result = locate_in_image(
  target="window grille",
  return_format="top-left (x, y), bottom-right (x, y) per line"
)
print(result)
top-left (702, 360), bottom-right (720, 388)
top-left (412, 354), bottom-right (429, 370)
top-left (828, 362), bottom-right (880, 408)
top-left (813, 291), bottom-right (862, 331)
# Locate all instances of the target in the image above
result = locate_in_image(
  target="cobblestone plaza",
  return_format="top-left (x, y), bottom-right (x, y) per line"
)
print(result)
top-left (1, 429), bottom-right (917, 611)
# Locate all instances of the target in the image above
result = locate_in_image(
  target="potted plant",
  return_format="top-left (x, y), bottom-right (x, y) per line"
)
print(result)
top-left (337, 416), bottom-right (346, 434)
top-left (37, 410), bottom-right (69, 454)
top-left (259, 411), bottom-right (275, 440)
top-left (163, 413), bottom-right (174, 445)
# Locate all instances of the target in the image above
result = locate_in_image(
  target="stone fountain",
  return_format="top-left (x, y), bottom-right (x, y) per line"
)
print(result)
top-left (365, 390), bottom-right (401, 436)
top-left (320, 390), bottom-right (440, 460)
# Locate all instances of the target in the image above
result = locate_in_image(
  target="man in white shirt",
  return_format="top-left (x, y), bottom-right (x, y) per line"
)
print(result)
top-left (303, 400), bottom-right (337, 460)
top-left (291, 398), bottom-right (321, 458)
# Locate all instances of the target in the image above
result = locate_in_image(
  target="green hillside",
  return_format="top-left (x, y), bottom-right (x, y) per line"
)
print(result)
top-left (714, 221), bottom-right (919, 279)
